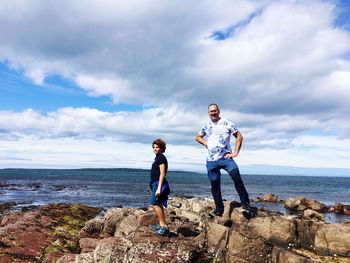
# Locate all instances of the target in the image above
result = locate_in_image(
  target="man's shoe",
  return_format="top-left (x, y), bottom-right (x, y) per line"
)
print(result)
top-left (149, 224), bottom-right (161, 231)
top-left (154, 226), bottom-right (169, 237)
top-left (209, 211), bottom-right (223, 217)
top-left (242, 204), bottom-right (252, 213)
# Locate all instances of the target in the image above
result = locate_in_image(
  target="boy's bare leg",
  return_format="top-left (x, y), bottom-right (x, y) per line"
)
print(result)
top-left (151, 204), bottom-right (167, 227)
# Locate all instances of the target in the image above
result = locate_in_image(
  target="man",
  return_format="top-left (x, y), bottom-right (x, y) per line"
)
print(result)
top-left (195, 104), bottom-right (251, 216)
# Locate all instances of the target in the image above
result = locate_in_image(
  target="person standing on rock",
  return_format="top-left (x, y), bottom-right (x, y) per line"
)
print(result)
top-left (195, 104), bottom-right (251, 216)
top-left (148, 138), bottom-right (170, 236)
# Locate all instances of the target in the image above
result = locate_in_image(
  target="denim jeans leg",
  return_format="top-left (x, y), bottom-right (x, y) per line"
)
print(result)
top-left (207, 161), bottom-right (224, 214)
top-left (210, 179), bottom-right (224, 214)
top-left (228, 168), bottom-right (249, 205)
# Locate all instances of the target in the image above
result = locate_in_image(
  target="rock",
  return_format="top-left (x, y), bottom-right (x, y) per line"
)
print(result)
top-left (56, 254), bottom-right (78, 263)
top-left (343, 205), bottom-right (350, 215)
top-left (307, 199), bottom-right (327, 212)
top-left (226, 229), bottom-right (273, 263)
top-left (314, 222), bottom-right (350, 256)
top-left (207, 221), bottom-right (228, 249)
top-left (328, 206), bottom-right (335, 213)
top-left (303, 209), bottom-right (325, 222)
top-left (284, 197), bottom-right (308, 211)
top-left (295, 218), bottom-right (320, 250)
top-left (333, 202), bottom-right (350, 215)
top-left (179, 210), bottom-right (201, 222)
top-left (271, 246), bottom-right (319, 263)
top-left (80, 238), bottom-right (100, 253)
top-left (284, 197), bottom-right (327, 212)
top-left (334, 202), bottom-right (343, 213)
top-left (93, 237), bottom-right (130, 262)
top-left (138, 212), bottom-right (158, 227)
top-left (228, 206), bottom-right (297, 248)
top-left (2, 196), bottom-right (350, 263)
top-left (253, 197), bottom-right (262, 203)
top-left (0, 203), bottom-right (101, 263)
top-left (0, 202), bottom-right (17, 214)
top-left (80, 216), bottom-right (105, 238)
top-left (264, 193), bottom-right (281, 203)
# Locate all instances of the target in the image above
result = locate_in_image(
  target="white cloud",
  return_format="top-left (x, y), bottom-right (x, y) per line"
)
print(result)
top-left (0, 107), bottom-right (205, 144)
top-left (75, 74), bottom-right (134, 104)
top-left (1, 107), bottom-right (350, 172)
top-left (0, 0), bottom-right (349, 172)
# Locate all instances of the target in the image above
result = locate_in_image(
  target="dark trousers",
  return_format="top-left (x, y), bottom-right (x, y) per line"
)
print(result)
top-left (207, 157), bottom-right (249, 214)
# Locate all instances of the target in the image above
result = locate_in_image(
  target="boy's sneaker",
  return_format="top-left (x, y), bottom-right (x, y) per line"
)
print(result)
top-left (149, 224), bottom-right (161, 231)
top-left (154, 226), bottom-right (169, 237)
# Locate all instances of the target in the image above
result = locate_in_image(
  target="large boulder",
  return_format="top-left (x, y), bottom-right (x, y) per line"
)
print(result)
top-left (271, 247), bottom-right (320, 263)
top-left (334, 202), bottom-right (350, 215)
top-left (263, 193), bottom-right (281, 203)
top-left (226, 229), bottom-right (273, 263)
top-left (284, 197), bottom-right (309, 211)
top-left (303, 209), bottom-right (325, 222)
top-left (284, 197), bottom-right (327, 212)
top-left (70, 204), bottom-right (204, 263)
top-left (229, 206), bottom-right (298, 247)
top-left (314, 223), bottom-right (350, 256)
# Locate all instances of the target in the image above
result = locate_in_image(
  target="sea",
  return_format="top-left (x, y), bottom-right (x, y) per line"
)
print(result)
top-left (1, 168), bottom-right (350, 223)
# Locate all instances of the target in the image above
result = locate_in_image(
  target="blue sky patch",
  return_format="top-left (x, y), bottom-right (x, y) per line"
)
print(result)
top-left (0, 62), bottom-right (150, 113)
top-left (210, 8), bottom-right (263, 40)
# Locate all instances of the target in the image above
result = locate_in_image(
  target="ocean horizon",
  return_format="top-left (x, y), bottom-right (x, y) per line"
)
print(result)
top-left (1, 168), bottom-right (350, 223)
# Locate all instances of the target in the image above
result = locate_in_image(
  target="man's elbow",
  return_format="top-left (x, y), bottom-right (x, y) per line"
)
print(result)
top-left (237, 132), bottom-right (243, 142)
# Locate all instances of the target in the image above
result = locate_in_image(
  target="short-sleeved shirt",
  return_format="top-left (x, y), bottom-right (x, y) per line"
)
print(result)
top-left (150, 153), bottom-right (168, 181)
top-left (199, 117), bottom-right (239, 161)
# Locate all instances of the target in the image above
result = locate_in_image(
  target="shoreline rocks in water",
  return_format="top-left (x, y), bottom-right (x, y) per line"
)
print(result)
top-left (1, 196), bottom-right (350, 263)
top-left (253, 193), bottom-right (350, 215)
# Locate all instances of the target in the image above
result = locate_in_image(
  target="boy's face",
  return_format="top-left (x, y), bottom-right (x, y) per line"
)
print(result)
top-left (153, 144), bottom-right (162, 155)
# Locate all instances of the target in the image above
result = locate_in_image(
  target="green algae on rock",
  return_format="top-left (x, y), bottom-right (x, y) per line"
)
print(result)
top-left (0, 203), bottom-right (101, 263)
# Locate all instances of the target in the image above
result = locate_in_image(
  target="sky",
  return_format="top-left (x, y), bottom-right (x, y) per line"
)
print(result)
top-left (0, 0), bottom-right (350, 176)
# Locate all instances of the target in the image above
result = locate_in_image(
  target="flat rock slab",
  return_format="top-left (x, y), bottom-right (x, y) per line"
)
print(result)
top-left (0, 203), bottom-right (101, 263)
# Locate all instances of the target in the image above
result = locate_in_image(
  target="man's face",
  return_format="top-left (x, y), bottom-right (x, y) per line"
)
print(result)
top-left (208, 105), bottom-right (220, 122)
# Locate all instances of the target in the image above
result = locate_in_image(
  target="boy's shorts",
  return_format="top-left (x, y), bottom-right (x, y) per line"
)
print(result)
top-left (150, 182), bottom-right (166, 206)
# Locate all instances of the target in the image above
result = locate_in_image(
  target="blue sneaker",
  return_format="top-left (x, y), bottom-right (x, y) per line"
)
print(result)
top-left (154, 226), bottom-right (169, 237)
top-left (149, 224), bottom-right (161, 231)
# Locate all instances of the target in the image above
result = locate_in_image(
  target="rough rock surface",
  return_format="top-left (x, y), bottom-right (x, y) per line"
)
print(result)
top-left (335, 202), bottom-right (350, 215)
top-left (57, 197), bottom-right (350, 263)
top-left (283, 197), bottom-right (327, 212)
top-left (263, 194), bottom-right (281, 203)
top-left (1, 197), bottom-right (350, 263)
top-left (0, 203), bottom-right (101, 263)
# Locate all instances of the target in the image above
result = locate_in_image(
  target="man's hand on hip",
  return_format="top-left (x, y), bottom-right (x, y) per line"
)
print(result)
top-left (224, 153), bottom-right (238, 159)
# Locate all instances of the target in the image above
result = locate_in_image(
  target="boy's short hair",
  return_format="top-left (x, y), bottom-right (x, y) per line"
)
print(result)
top-left (153, 139), bottom-right (166, 153)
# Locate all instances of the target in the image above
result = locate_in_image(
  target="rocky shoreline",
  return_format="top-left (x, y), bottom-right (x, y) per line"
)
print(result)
top-left (254, 193), bottom-right (350, 216)
top-left (1, 196), bottom-right (350, 262)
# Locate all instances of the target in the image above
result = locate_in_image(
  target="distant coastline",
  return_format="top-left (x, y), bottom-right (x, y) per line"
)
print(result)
top-left (1, 166), bottom-right (350, 177)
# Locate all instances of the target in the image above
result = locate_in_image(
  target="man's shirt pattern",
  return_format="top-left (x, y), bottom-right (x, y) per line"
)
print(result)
top-left (199, 118), bottom-right (238, 161)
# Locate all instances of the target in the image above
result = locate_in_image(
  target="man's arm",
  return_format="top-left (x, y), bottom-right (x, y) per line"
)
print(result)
top-left (224, 131), bottom-right (243, 158)
top-left (195, 133), bottom-right (207, 147)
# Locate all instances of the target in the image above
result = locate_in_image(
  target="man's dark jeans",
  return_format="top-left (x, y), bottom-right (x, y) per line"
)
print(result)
top-left (206, 156), bottom-right (249, 214)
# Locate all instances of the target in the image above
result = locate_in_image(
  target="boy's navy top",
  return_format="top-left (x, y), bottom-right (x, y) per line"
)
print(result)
top-left (150, 153), bottom-right (168, 181)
